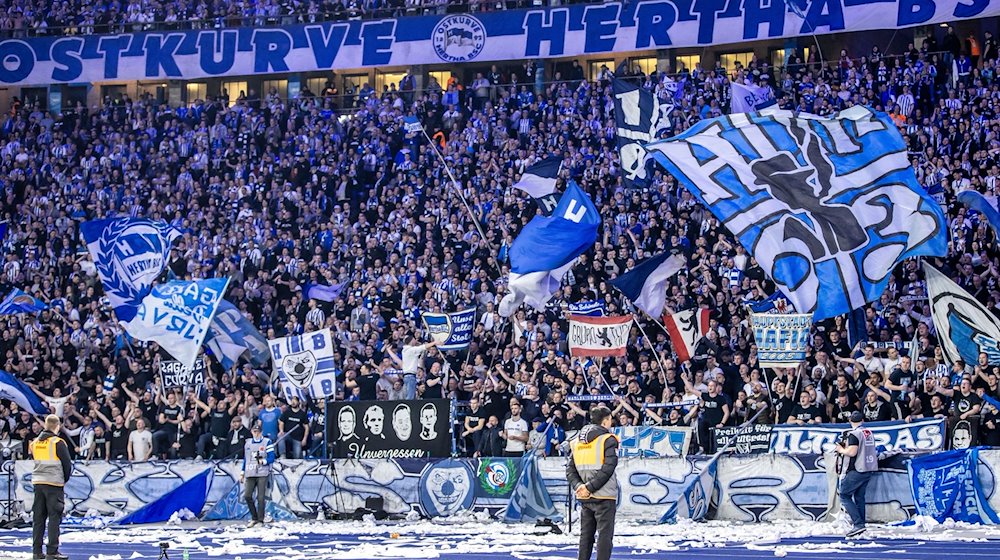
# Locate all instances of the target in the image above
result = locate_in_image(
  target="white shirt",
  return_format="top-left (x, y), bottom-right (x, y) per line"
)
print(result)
top-left (129, 429), bottom-right (153, 461)
top-left (503, 417), bottom-right (528, 452)
top-left (401, 345), bottom-right (427, 374)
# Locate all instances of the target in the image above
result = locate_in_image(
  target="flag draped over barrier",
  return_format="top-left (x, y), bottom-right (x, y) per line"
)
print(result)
top-left (645, 106), bottom-right (947, 322)
top-left (116, 468), bottom-right (213, 525)
top-left (503, 451), bottom-right (562, 523)
top-left (908, 448), bottom-right (999, 525)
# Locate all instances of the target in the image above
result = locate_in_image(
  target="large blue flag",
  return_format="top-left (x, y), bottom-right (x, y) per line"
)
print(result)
top-left (500, 181), bottom-right (600, 317)
top-left (503, 451), bottom-right (563, 523)
top-left (908, 448), bottom-right (998, 524)
top-left (610, 251), bottom-right (685, 318)
top-left (123, 278), bottom-right (229, 371)
top-left (613, 78), bottom-right (673, 189)
top-left (117, 469), bottom-right (213, 525)
top-left (925, 263), bottom-right (1000, 366)
top-left (304, 282), bottom-right (345, 303)
top-left (82, 218), bottom-right (181, 323)
top-left (204, 299), bottom-right (270, 370)
top-left (661, 455), bottom-right (719, 523)
top-left (0, 369), bottom-right (48, 414)
top-left (957, 190), bottom-right (1000, 239)
top-left (0, 288), bottom-right (48, 315)
top-left (646, 106), bottom-right (947, 322)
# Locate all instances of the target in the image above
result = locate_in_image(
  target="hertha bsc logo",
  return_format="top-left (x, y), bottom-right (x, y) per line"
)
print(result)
top-left (432, 15), bottom-right (485, 63)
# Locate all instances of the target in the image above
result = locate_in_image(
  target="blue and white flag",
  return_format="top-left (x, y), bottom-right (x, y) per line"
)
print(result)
top-left (909, 448), bottom-right (999, 525)
top-left (204, 300), bottom-right (270, 370)
top-left (500, 181), bottom-right (600, 317)
top-left (123, 278), bottom-right (229, 372)
top-left (304, 282), bottom-right (345, 303)
top-left (925, 263), bottom-right (1000, 366)
top-left (82, 218), bottom-right (181, 323)
top-left (269, 328), bottom-right (338, 400)
top-left (403, 115), bottom-right (423, 133)
top-left (646, 106), bottom-right (947, 322)
top-left (0, 369), bottom-right (48, 414)
top-left (957, 190), bottom-right (1000, 239)
top-left (610, 251), bottom-right (686, 318)
top-left (751, 312), bottom-right (812, 368)
top-left (513, 157), bottom-right (561, 215)
top-left (746, 291), bottom-right (793, 314)
top-left (422, 308), bottom-right (476, 351)
top-left (661, 456), bottom-right (718, 523)
top-left (0, 222), bottom-right (7, 245)
top-left (730, 81), bottom-right (776, 113)
top-left (613, 78), bottom-right (672, 189)
top-left (0, 288), bottom-right (48, 315)
top-left (567, 300), bottom-right (605, 317)
top-left (503, 451), bottom-right (563, 523)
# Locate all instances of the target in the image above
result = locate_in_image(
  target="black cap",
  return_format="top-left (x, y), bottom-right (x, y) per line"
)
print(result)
top-left (850, 411), bottom-right (864, 423)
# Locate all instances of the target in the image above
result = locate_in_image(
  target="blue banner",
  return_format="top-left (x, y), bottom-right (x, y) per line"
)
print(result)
top-left (123, 278), bottom-right (229, 371)
top-left (770, 417), bottom-right (946, 454)
top-left (567, 300), bottom-right (605, 317)
top-left (0, 369), bottom-right (49, 414)
top-left (750, 312), bottom-right (812, 368)
top-left (421, 308), bottom-right (476, 351)
top-left (503, 452), bottom-right (562, 524)
top-left (82, 218), bottom-right (180, 324)
top-left (909, 448), bottom-right (999, 525)
top-left (613, 426), bottom-right (692, 458)
top-left (2, 1), bottom-right (995, 86)
top-left (269, 328), bottom-right (338, 400)
top-left (0, 288), bottom-right (48, 316)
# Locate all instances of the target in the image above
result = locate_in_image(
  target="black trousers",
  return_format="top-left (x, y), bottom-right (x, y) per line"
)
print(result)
top-left (244, 475), bottom-right (268, 522)
top-left (32, 484), bottom-right (64, 556)
top-left (578, 499), bottom-right (616, 560)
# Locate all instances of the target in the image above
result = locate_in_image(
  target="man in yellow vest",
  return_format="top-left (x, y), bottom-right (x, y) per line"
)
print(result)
top-left (567, 405), bottom-right (619, 560)
top-left (30, 414), bottom-right (72, 560)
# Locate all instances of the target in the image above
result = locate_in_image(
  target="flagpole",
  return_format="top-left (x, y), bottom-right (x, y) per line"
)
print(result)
top-left (632, 315), bottom-right (670, 382)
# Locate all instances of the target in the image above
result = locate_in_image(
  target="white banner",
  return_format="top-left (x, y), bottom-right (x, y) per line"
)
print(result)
top-left (1, 1), bottom-right (996, 85)
top-left (268, 329), bottom-right (338, 399)
top-left (568, 315), bottom-right (632, 357)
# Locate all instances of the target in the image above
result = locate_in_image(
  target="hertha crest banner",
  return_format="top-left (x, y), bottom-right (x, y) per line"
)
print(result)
top-left (751, 312), bottom-right (812, 368)
top-left (645, 106), bottom-right (946, 322)
top-left (925, 263), bottom-right (1000, 366)
top-left (269, 329), bottom-right (337, 399)
top-left (568, 315), bottom-right (632, 357)
top-left (422, 308), bottom-right (476, 351)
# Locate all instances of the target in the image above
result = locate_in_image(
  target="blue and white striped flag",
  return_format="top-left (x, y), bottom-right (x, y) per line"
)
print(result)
top-left (610, 251), bottom-right (685, 318)
top-left (514, 157), bottom-right (562, 215)
top-left (0, 369), bottom-right (48, 414)
top-left (646, 106), bottom-right (947, 322)
top-left (204, 300), bottom-right (270, 370)
top-left (123, 278), bottom-right (229, 371)
top-left (82, 218), bottom-right (181, 323)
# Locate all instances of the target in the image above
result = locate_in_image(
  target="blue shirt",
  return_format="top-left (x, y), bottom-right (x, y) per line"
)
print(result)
top-left (258, 407), bottom-right (281, 440)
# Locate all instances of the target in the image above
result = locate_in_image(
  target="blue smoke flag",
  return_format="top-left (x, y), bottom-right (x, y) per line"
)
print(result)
top-left (422, 308), bottom-right (476, 351)
top-left (610, 252), bottom-right (686, 318)
top-left (925, 263), bottom-right (1000, 366)
top-left (730, 81), bottom-right (776, 113)
top-left (123, 278), bottom-right (229, 372)
top-left (117, 468), bottom-right (213, 525)
top-left (645, 106), bottom-right (947, 322)
top-left (514, 157), bottom-right (562, 215)
top-left (204, 299), bottom-right (270, 370)
top-left (503, 452), bottom-right (562, 523)
top-left (661, 455), bottom-right (719, 523)
top-left (82, 218), bottom-right (181, 323)
top-left (500, 181), bottom-right (600, 317)
top-left (304, 282), bottom-right (345, 303)
top-left (0, 369), bottom-right (48, 414)
top-left (908, 449), bottom-right (999, 524)
top-left (957, 190), bottom-right (1000, 239)
top-left (0, 288), bottom-right (48, 315)
top-left (613, 78), bottom-right (672, 189)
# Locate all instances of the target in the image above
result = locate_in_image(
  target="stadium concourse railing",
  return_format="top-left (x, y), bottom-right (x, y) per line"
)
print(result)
top-left (0, 0), bottom-right (587, 39)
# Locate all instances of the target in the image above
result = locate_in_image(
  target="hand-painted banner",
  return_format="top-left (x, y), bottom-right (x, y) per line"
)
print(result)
top-left (568, 314), bottom-right (632, 357)
top-left (158, 357), bottom-right (206, 388)
top-left (751, 312), bottom-right (812, 368)
top-left (770, 417), bottom-right (945, 454)
top-left (713, 424), bottom-right (773, 454)
top-left (613, 425), bottom-right (692, 457)
top-left (1, 0), bottom-right (995, 86)
top-left (421, 308), bottom-right (476, 351)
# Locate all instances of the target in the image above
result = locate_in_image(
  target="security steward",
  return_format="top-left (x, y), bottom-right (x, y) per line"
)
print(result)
top-left (31, 414), bottom-right (72, 560)
top-left (567, 405), bottom-right (619, 560)
top-left (836, 410), bottom-right (878, 537)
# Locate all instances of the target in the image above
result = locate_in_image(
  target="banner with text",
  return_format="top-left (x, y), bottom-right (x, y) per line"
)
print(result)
top-left (2, 1), bottom-right (996, 86)
top-left (713, 424), bottom-right (773, 455)
top-left (568, 314), bottom-right (632, 357)
top-left (613, 425), bottom-right (692, 457)
top-left (159, 357), bottom-right (206, 388)
top-left (770, 417), bottom-right (945, 454)
top-left (422, 308), bottom-right (476, 351)
top-left (751, 312), bottom-right (812, 368)
top-left (327, 399), bottom-right (452, 459)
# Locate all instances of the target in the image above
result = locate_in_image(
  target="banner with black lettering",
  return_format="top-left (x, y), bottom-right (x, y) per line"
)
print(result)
top-left (158, 357), bottom-right (206, 389)
top-left (750, 312), bottom-right (813, 368)
top-left (568, 315), bottom-right (632, 357)
top-left (421, 308), bottom-right (476, 351)
top-left (713, 424), bottom-right (773, 455)
top-left (326, 399), bottom-right (452, 459)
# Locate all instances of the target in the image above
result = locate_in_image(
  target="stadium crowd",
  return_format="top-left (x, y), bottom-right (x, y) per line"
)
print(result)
top-left (0, 20), bottom-right (999, 464)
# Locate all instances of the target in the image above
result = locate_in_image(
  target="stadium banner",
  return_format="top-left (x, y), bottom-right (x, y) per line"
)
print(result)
top-left (908, 448), bottom-right (999, 524)
top-left (613, 425), bottom-right (692, 457)
top-left (770, 417), bottom-right (946, 454)
top-left (568, 314), bottom-right (632, 357)
top-left (269, 328), bottom-right (338, 400)
top-left (750, 312), bottom-right (812, 368)
top-left (713, 424), bottom-right (773, 455)
top-left (1, 1), bottom-right (995, 86)
top-left (421, 308), bottom-right (476, 351)
top-left (158, 357), bottom-right (206, 389)
top-left (326, 399), bottom-right (452, 459)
